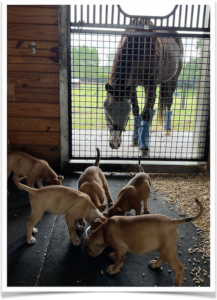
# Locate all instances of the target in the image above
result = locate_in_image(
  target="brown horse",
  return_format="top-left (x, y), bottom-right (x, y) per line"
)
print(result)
top-left (104, 19), bottom-right (183, 155)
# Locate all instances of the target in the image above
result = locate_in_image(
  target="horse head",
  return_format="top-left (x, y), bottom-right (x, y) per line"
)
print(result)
top-left (104, 83), bottom-right (131, 149)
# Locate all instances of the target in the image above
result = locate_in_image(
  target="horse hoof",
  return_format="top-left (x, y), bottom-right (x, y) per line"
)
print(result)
top-left (130, 140), bottom-right (139, 147)
top-left (163, 130), bottom-right (171, 136)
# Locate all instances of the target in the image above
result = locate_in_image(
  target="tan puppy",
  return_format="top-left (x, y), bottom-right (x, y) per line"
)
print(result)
top-left (107, 159), bottom-right (151, 218)
top-left (7, 151), bottom-right (64, 194)
top-left (16, 176), bottom-right (106, 246)
top-left (83, 199), bottom-right (204, 286)
top-left (78, 147), bottom-right (114, 212)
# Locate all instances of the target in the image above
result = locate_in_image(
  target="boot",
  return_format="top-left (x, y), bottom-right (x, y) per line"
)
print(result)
top-left (164, 110), bottom-right (172, 136)
top-left (130, 115), bottom-right (141, 147)
top-left (138, 109), bottom-right (156, 156)
top-left (138, 120), bottom-right (150, 157)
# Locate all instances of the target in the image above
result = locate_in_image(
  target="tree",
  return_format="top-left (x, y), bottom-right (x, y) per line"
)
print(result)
top-left (178, 38), bottom-right (203, 87)
top-left (71, 46), bottom-right (100, 79)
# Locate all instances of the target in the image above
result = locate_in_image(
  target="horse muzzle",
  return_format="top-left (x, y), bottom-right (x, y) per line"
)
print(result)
top-left (109, 140), bottom-right (121, 149)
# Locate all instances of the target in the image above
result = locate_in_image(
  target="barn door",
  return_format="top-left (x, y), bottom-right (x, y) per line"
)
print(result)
top-left (67, 5), bottom-right (210, 167)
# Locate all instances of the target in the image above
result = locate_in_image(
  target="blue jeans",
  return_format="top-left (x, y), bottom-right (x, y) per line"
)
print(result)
top-left (132, 109), bottom-right (156, 148)
top-left (164, 111), bottom-right (173, 131)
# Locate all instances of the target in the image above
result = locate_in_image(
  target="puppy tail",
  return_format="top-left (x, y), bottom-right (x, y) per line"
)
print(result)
top-left (15, 176), bottom-right (36, 195)
top-left (93, 147), bottom-right (100, 167)
top-left (138, 157), bottom-right (144, 172)
top-left (173, 198), bottom-right (204, 226)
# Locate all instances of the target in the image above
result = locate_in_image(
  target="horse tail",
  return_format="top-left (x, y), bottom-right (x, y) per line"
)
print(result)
top-left (94, 147), bottom-right (100, 167)
top-left (138, 157), bottom-right (144, 172)
top-left (158, 82), bottom-right (167, 124)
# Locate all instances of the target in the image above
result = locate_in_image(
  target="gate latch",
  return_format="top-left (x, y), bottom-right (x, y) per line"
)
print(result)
top-left (144, 25), bottom-right (149, 29)
top-left (28, 42), bottom-right (35, 54)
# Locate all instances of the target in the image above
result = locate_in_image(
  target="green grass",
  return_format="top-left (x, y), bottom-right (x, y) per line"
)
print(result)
top-left (71, 84), bottom-right (198, 131)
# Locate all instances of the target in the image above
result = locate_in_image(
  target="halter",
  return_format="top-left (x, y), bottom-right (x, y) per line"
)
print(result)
top-left (104, 94), bottom-right (131, 132)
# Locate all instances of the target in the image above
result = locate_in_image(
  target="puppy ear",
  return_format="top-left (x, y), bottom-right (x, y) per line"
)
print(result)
top-left (83, 236), bottom-right (90, 246)
top-left (94, 218), bottom-right (103, 224)
top-left (98, 204), bottom-right (106, 212)
top-left (114, 207), bottom-right (124, 216)
top-left (102, 211), bottom-right (108, 218)
top-left (58, 175), bottom-right (64, 181)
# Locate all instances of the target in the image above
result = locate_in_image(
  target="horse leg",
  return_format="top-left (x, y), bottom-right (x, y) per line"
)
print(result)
top-left (131, 86), bottom-right (140, 147)
top-left (139, 82), bottom-right (157, 156)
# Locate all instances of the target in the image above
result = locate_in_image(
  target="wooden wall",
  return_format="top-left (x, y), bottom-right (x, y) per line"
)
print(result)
top-left (7, 5), bottom-right (61, 169)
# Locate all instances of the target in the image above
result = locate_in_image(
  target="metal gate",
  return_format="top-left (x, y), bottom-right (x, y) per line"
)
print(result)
top-left (68, 5), bottom-right (210, 163)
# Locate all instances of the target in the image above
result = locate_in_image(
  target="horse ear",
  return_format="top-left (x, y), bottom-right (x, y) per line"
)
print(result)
top-left (105, 83), bottom-right (113, 93)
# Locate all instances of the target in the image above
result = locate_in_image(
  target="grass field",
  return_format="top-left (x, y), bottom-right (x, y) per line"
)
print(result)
top-left (71, 84), bottom-right (198, 131)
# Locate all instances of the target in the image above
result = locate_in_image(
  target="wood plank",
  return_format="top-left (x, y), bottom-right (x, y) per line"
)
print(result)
top-left (7, 83), bottom-right (15, 100)
top-left (7, 131), bottom-right (60, 145)
top-left (8, 64), bottom-right (58, 73)
top-left (7, 117), bottom-right (60, 132)
top-left (7, 7), bottom-right (58, 25)
top-left (8, 5), bottom-right (59, 8)
top-left (8, 103), bottom-right (60, 118)
top-left (8, 56), bottom-right (59, 65)
top-left (7, 24), bottom-right (58, 42)
top-left (7, 40), bottom-right (59, 57)
top-left (7, 72), bottom-right (59, 88)
top-left (7, 144), bottom-right (60, 169)
top-left (8, 57), bottom-right (59, 73)
top-left (14, 87), bottom-right (59, 103)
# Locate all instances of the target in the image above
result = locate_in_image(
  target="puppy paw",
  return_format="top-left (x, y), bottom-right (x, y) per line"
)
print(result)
top-left (27, 236), bottom-right (36, 244)
top-left (143, 208), bottom-right (150, 214)
top-left (108, 252), bottom-right (115, 260)
top-left (148, 260), bottom-right (158, 268)
top-left (106, 265), bottom-right (119, 275)
top-left (72, 238), bottom-right (81, 246)
top-left (32, 227), bottom-right (38, 234)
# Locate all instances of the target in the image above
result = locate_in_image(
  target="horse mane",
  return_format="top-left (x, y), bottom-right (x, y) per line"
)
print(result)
top-left (109, 18), bottom-right (158, 89)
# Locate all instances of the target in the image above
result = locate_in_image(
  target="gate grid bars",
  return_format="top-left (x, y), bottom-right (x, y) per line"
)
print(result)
top-left (68, 5), bottom-right (210, 161)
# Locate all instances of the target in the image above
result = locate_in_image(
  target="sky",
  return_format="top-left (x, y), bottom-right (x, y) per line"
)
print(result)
top-left (70, 3), bottom-right (209, 65)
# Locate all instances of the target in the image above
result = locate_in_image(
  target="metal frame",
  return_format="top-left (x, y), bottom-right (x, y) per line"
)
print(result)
top-left (67, 4), bottom-right (210, 168)
top-left (70, 4), bottom-right (210, 32)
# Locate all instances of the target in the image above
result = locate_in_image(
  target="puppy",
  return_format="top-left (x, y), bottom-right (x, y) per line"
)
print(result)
top-left (107, 159), bottom-right (151, 218)
top-left (16, 176), bottom-right (106, 246)
top-left (7, 151), bottom-right (64, 195)
top-left (83, 199), bottom-right (204, 286)
top-left (78, 147), bottom-right (114, 213)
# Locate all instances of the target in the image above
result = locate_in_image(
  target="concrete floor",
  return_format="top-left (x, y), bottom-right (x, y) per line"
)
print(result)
top-left (71, 130), bottom-right (204, 160)
top-left (7, 172), bottom-right (210, 288)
